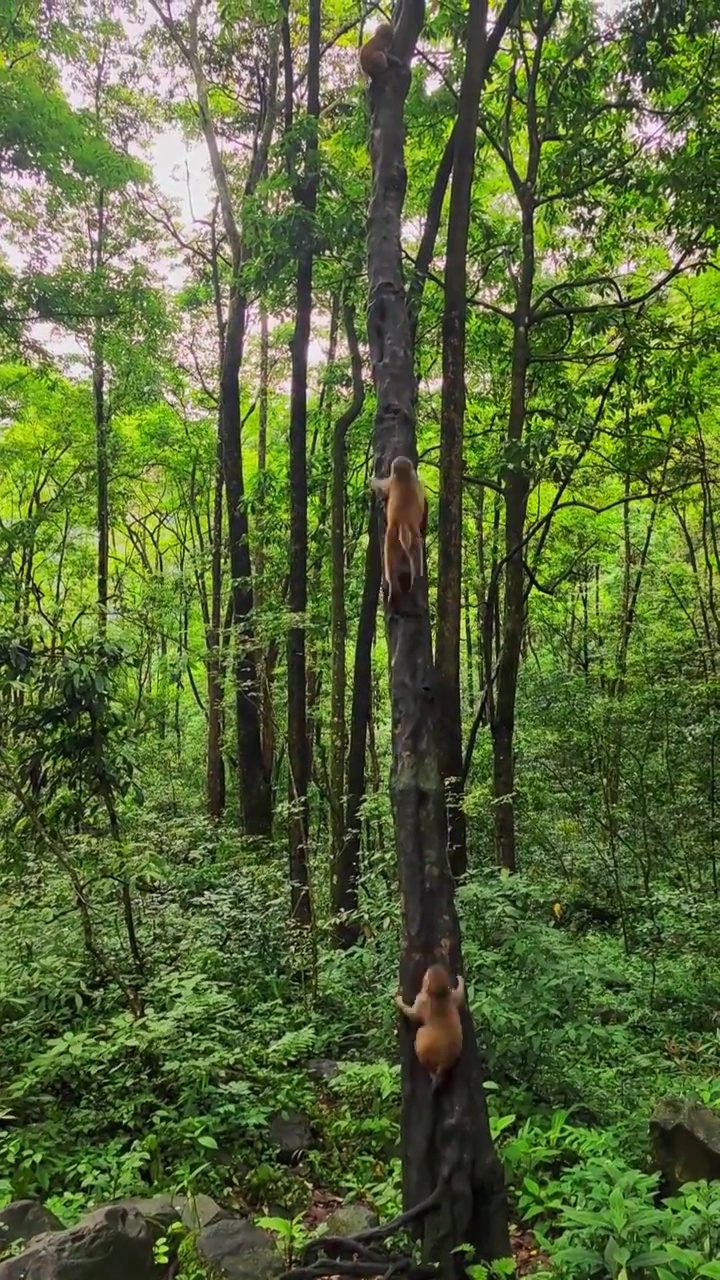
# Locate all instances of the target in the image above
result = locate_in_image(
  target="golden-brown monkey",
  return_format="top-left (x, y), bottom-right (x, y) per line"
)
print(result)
top-left (371, 456), bottom-right (427, 603)
top-left (395, 963), bottom-right (464, 1089)
top-left (359, 23), bottom-right (402, 79)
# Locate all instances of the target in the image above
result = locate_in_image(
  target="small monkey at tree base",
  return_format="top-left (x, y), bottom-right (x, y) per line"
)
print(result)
top-left (359, 22), bottom-right (402, 79)
top-left (395, 963), bottom-right (465, 1091)
top-left (371, 456), bottom-right (427, 604)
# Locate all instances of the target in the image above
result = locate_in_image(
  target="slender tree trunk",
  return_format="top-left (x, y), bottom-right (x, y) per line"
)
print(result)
top-left (93, 321), bottom-right (109, 637)
top-left (338, 510), bottom-right (380, 948)
top-left (256, 304), bottom-right (277, 792)
top-left (366, 7), bottom-right (509, 1268)
top-left (435, 0), bottom-right (489, 881)
top-left (207, 431), bottom-right (226, 819)
top-left (407, 0), bottom-right (521, 350)
top-left (464, 577), bottom-right (474, 712)
top-left (285, 0), bottom-right (320, 925)
top-left (205, 211), bottom-right (228, 820)
top-left (158, 625), bottom-right (168, 741)
top-left (307, 301), bottom-right (339, 790)
top-left (330, 304), bottom-right (364, 944)
top-left (258, 305), bottom-right (269, 472)
top-left (221, 297), bottom-right (271, 835)
top-left (491, 492), bottom-right (502, 664)
top-left (92, 186), bottom-right (109, 636)
top-left (149, 0), bottom-right (279, 835)
top-left (475, 488), bottom-right (486, 691)
top-left (491, 196), bottom-right (533, 872)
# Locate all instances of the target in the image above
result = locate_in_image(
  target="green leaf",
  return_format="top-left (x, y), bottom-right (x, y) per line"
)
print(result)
top-left (196, 1134), bottom-right (218, 1150)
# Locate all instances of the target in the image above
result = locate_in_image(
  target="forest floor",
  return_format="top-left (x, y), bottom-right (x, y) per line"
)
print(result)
top-left (2, 839), bottom-right (720, 1279)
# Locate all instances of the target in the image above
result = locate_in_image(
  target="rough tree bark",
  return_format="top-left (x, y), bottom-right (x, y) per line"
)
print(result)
top-left (366, 2), bottom-right (510, 1271)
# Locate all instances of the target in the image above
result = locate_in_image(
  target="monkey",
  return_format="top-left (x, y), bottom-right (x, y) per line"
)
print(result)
top-left (370, 456), bottom-right (427, 604)
top-left (359, 23), bottom-right (402, 79)
top-left (395, 963), bottom-right (465, 1090)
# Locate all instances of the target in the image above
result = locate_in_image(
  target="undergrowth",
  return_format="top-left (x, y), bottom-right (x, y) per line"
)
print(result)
top-left (2, 815), bottom-right (720, 1279)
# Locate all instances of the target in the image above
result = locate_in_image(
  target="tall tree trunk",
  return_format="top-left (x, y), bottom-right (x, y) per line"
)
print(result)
top-left (475, 488), bottom-right (486, 692)
top-left (258, 303), bottom-right (269, 466)
top-left (207, 430), bottom-right (226, 819)
top-left (435, 0), bottom-right (489, 881)
top-left (149, 0), bottom-right (279, 834)
top-left (366, 6), bottom-right (509, 1269)
top-left (307, 300), bottom-right (339, 789)
top-left (92, 189), bottom-right (109, 636)
top-left (407, 0), bottom-right (522, 351)
top-left (338, 510), bottom-right (380, 948)
top-left (464, 576), bottom-right (474, 712)
top-left (256, 304), bottom-right (277, 792)
top-left (93, 321), bottom-right (109, 637)
top-left (330, 303), bottom-right (364, 944)
top-left (285, 0), bottom-right (320, 924)
top-left (202, 212), bottom-right (228, 820)
top-left (221, 298), bottom-right (271, 835)
top-left (491, 195), bottom-right (533, 872)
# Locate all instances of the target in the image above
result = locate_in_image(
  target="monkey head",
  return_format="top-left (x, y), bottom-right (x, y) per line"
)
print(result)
top-left (390, 455), bottom-right (416, 479)
top-left (422, 963), bottom-right (451, 998)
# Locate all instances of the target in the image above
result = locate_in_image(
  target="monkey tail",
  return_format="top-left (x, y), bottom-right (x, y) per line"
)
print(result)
top-left (426, 1068), bottom-right (449, 1186)
top-left (414, 536), bottom-right (424, 584)
top-left (397, 524), bottom-right (416, 587)
top-left (430, 1068), bottom-right (445, 1095)
top-left (431, 1055), bottom-right (462, 1095)
top-left (398, 523), bottom-right (412, 560)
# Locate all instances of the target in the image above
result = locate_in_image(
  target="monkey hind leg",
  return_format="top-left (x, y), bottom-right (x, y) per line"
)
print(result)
top-left (383, 528), bottom-right (397, 603)
top-left (398, 526), bottom-right (416, 590)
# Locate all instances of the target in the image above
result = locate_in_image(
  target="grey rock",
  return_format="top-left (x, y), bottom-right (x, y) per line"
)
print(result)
top-left (268, 1110), bottom-right (313, 1162)
top-left (602, 971), bottom-right (632, 991)
top-left (105, 1193), bottom-right (181, 1232)
top-left (0, 1202), bottom-right (63, 1249)
top-left (306, 1058), bottom-right (340, 1083)
top-left (197, 1218), bottom-right (282, 1279)
top-left (180, 1194), bottom-right (229, 1230)
top-left (325, 1203), bottom-right (378, 1237)
top-left (0, 1205), bottom-right (155, 1280)
top-left (591, 1006), bottom-right (629, 1025)
top-left (650, 1096), bottom-right (720, 1191)
top-left (103, 1191), bottom-right (227, 1233)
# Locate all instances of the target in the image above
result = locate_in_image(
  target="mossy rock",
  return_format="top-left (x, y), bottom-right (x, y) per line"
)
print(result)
top-left (650, 1096), bottom-right (720, 1191)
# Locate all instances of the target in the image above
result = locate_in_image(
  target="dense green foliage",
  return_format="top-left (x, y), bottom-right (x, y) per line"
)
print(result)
top-left (2, 0), bottom-right (720, 1276)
